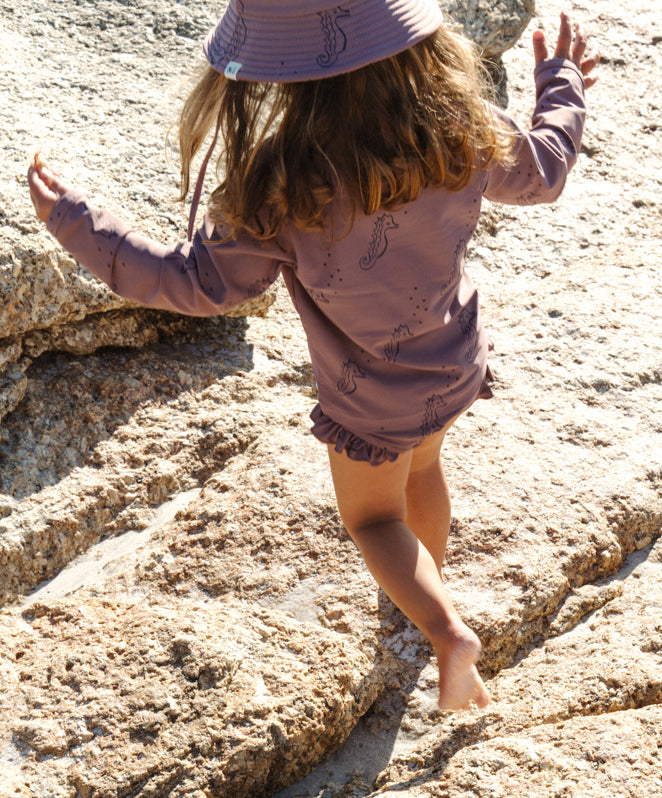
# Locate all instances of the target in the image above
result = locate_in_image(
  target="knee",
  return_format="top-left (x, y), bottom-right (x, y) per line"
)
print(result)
top-left (406, 457), bottom-right (444, 494)
top-left (338, 503), bottom-right (407, 539)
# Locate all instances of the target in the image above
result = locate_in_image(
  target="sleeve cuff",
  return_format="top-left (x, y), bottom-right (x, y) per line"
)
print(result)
top-left (534, 57), bottom-right (585, 93)
top-left (46, 187), bottom-right (89, 238)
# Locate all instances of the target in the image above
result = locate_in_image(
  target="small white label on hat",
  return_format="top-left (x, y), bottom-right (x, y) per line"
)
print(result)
top-left (224, 61), bottom-right (242, 80)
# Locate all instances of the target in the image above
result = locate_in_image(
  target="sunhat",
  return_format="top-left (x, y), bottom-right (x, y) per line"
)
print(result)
top-left (204, 0), bottom-right (444, 83)
top-left (188, 0), bottom-right (444, 239)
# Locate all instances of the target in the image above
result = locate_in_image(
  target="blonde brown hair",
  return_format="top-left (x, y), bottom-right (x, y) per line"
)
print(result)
top-left (178, 26), bottom-right (511, 242)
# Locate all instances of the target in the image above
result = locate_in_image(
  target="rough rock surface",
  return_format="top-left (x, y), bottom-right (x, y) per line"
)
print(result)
top-left (0, 0), bottom-right (530, 421)
top-left (1, 0), bottom-right (661, 797)
top-left (370, 539), bottom-right (662, 796)
top-left (444, 0), bottom-right (535, 57)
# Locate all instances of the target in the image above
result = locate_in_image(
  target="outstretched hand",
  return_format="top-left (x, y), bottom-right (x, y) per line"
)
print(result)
top-left (533, 12), bottom-right (599, 88)
top-left (27, 154), bottom-right (71, 223)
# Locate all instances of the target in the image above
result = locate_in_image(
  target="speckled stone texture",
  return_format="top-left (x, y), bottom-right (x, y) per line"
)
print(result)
top-left (1, 0), bottom-right (661, 796)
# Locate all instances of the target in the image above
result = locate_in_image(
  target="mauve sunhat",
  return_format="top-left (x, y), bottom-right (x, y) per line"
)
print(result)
top-left (204, 0), bottom-right (444, 82)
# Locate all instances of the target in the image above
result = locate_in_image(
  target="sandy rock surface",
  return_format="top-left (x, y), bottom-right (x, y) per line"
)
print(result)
top-left (1, 0), bottom-right (661, 796)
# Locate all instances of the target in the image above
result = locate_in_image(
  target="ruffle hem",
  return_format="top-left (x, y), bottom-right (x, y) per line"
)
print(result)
top-left (311, 365), bottom-right (495, 466)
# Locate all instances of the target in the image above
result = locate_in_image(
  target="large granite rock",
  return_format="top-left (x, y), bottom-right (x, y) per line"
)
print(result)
top-left (370, 539), bottom-right (662, 797)
top-left (1, 0), bottom-right (661, 796)
top-left (444, 0), bottom-right (535, 57)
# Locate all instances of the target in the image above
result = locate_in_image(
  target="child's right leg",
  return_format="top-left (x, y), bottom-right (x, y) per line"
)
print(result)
top-left (326, 438), bottom-right (490, 710)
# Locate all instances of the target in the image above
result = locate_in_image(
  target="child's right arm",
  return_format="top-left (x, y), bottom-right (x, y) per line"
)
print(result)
top-left (483, 13), bottom-right (599, 206)
top-left (28, 161), bottom-right (286, 317)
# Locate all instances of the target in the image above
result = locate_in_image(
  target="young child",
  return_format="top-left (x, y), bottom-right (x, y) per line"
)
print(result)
top-left (28, 0), bottom-right (597, 710)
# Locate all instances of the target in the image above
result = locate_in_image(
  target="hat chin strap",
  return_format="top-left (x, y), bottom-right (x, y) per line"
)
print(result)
top-left (187, 117), bottom-right (222, 242)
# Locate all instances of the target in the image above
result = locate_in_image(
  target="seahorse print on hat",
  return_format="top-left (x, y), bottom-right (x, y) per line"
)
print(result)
top-left (420, 393), bottom-right (448, 438)
top-left (384, 324), bottom-right (414, 363)
top-left (316, 7), bottom-right (350, 68)
top-left (359, 214), bottom-right (399, 270)
top-left (337, 359), bottom-right (366, 395)
top-left (219, 0), bottom-right (247, 63)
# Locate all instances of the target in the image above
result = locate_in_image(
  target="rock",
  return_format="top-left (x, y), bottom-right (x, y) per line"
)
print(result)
top-left (2, 597), bottom-right (379, 798)
top-left (370, 708), bottom-right (662, 797)
top-left (371, 540), bottom-right (662, 796)
top-left (1, 0), bottom-right (661, 796)
top-left (0, 312), bottom-right (261, 606)
top-left (0, 0), bottom-right (528, 420)
top-left (444, 0), bottom-right (535, 58)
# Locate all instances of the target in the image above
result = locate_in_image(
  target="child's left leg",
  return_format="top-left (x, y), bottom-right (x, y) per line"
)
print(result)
top-left (326, 443), bottom-right (490, 710)
top-left (404, 424), bottom-right (454, 573)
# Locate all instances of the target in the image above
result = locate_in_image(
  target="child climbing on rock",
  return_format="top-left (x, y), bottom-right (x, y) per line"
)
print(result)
top-left (29, 1), bottom-right (597, 710)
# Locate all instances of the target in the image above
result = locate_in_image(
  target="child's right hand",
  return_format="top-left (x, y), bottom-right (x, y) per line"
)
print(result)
top-left (27, 154), bottom-right (71, 223)
top-left (533, 12), bottom-right (599, 89)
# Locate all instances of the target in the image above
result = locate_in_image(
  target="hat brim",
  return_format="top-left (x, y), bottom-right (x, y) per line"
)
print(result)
top-left (204, 0), bottom-right (444, 82)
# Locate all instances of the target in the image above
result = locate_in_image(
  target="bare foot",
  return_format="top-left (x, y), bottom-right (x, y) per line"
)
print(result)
top-left (434, 626), bottom-right (491, 710)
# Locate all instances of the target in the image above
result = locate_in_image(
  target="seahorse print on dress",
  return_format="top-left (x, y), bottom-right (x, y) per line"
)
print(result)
top-left (316, 7), bottom-right (350, 68)
top-left (458, 305), bottom-right (479, 363)
top-left (516, 190), bottom-right (539, 205)
top-left (440, 237), bottom-right (467, 293)
top-left (247, 277), bottom-right (274, 298)
top-left (457, 306), bottom-right (477, 340)
top-left (359, 214), bottom-right (399, 270)
top-left (309, 288), bottom-right (330, 305)
top-left (420, 394), bottom-right (448, 438)
top-left (337, 360), bottom-right (366, 395)
top-left (384, 324), bottom-right (413, 363)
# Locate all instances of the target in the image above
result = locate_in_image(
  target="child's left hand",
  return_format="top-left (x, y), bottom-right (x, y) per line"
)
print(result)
top-left (533, 12), bottom-right (599, 89)
top-left (28, 154), bottom-right (71, 223)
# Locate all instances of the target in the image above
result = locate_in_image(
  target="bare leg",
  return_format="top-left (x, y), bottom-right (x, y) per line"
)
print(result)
top-left (405, 427), bottom-right (453, 573)
top-left (326, 440), bottom-right (490, 710)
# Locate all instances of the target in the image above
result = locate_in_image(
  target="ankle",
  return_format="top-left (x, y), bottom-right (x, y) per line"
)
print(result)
top-left (428, 620), bottom-right (481, 658)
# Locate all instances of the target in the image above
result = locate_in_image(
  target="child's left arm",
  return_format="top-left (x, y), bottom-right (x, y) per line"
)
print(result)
top-left (483, 13), bottom-right (599, 206)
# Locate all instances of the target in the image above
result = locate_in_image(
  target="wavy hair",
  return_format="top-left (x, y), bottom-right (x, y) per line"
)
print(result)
top-left (178, 26), bottom-right (512, 241)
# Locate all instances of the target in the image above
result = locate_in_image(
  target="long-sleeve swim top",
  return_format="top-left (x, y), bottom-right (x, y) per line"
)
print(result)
top-left (46, 58), bottom-right (586, 455)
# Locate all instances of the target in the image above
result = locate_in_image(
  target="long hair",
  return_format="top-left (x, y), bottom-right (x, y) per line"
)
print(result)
top-left (178, 26), bottom-right (512, 242)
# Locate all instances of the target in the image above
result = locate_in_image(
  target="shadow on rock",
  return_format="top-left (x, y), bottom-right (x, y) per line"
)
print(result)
top-left (0, 315), bottom-right (252, 500)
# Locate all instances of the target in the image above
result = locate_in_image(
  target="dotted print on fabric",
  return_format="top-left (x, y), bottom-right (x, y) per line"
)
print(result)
top-left (322, 251), bottom-right (343, 293)
top-left (359, 213), bottom-right (399, 270)
top-left (408, 285), bottom-right (429, 326)
top-left (384, 324), bottom-right (414, 363)
top-left (316, 7), bottom-right (350, 68)
top-left (420, 394), bottom-right (448, 438)
top-left (337, 359), bottom-right (366, 395)
top-left (88, 215), bottom-right (117, 269)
